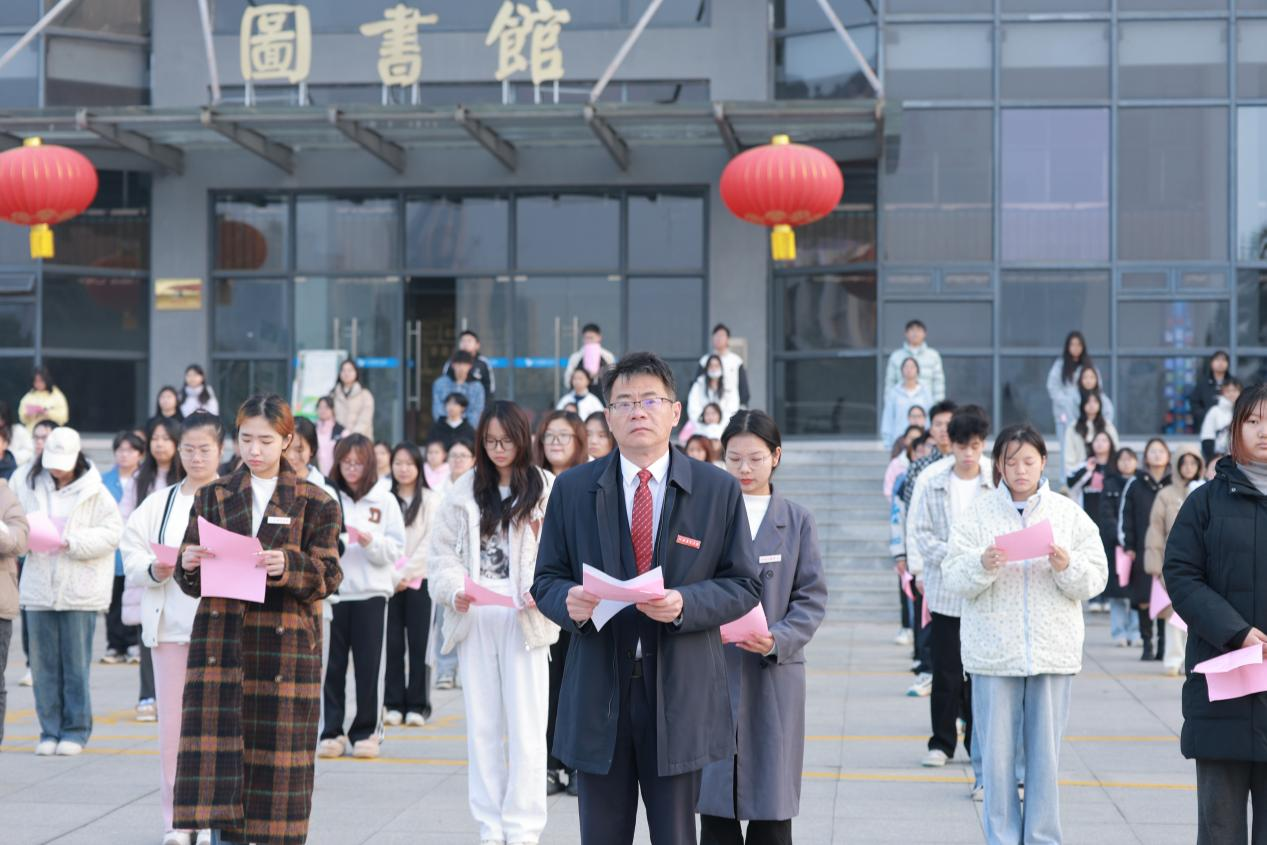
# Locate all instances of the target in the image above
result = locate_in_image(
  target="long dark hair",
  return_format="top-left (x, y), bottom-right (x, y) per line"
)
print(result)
top-left (1207, 350), bottom-right (1231, 380)
top-left (390, 441), bottom-right (429, 526)
top-left (32, 365), bottom-right (55, 392)
top-left (29, 451), bottom-right (91, 489)
top-left (701, 354), bottom-right (725, 398)
top-left (154, 385), bottom-right (184, 420)
top-left (474, 401), bottom-right (544, 540)
top-left (1074, 390), bottom-right (1108, 441)
top-left (991, 424), bottom-right (1048, 486)
top-left (1061, 331), bottom-right (1091, 386)
top-left (185, 364), bottom-right (212, 406)
top-left (330, 433), bottom-right (377, 501)
top-left (535, 410), bottom-right (587, 474)
top-left (137, 416), bottom-right (186, 500)
top-left (333, 358), bottom-right (360, 394)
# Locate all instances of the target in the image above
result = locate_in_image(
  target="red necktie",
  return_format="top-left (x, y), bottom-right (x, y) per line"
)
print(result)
top-left (632, 469), bottom-right (654, 574)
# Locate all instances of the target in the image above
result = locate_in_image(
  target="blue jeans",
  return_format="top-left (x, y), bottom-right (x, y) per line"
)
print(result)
top-left (433, 604), bottom-right (458, 678)
top-left (973, 673), bottom-right (1073, 845)
top-left (27, 610), bottom-right (96, 745)
top-left (971, 679), bottom-right (1027, 791)
top-left (1109, 598), bottom-right (1140, 643)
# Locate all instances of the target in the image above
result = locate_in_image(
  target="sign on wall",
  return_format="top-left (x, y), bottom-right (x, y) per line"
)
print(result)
top-left (155, 278), bottom-right (203, 311)
top-left (239, 2), bottom-right (572, 89)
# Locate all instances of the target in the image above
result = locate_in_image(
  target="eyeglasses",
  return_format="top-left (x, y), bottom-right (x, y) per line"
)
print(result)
top-left (179, 446), bottom-right (216, 458)
top-left (724, 453), bottom-right (772, 469)
top-left (608, 397), bottom-right (674, 415)
top-left (542, 433), bottom-right (575, 445)
top-left (484, 437), bottom-right (515, 452)
top-left (339, 459), bottom-right (365, 469)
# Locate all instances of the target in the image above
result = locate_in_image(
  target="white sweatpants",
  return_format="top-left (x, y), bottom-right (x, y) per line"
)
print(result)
top-left (457, 604), bottom-right (550, 844)
top-left (1164, 617), bottom-right (1188, 673)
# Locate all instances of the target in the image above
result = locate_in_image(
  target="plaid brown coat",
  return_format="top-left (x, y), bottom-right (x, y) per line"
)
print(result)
top-left (172, 464), bottom-right (341, 845)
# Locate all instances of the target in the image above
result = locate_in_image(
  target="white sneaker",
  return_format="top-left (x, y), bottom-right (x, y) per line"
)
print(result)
top-left (894, 628), bottom-right (914, 646)
top-left (34, 740), bottom-right (56, 756)
top-left (19, 669), bottom-right (32, 687)
top-left (971, 785), bottom-right (984, 802)
top-left (195, 830), bottom-right (212, 845)
top-left (136, 699), bottom-right (158, 722)
top-left (905, 673), bottom-right (933, 697)
top-left (55, 740), bottom-right (83, 756)
top-left (318, 737), bottom-right (348, 759)
top-left (921, 749), bottom-right (948, 767)
top-left (162, 831), bottom-right (193, 845)
top-left (404, 712), bottom-right (427, 727)
top-left (383, 709), bottom-right (403, 727)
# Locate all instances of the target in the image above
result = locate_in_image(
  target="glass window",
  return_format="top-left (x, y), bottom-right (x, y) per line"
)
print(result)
top-left (886, 0), bottom-right (991, 11)
top-left (216, 196), bottom-right (288, 272)
top-left (0, 3), bottom-right (37, 25)
top-left (885, 25), bottom-right (992, 101)
top-left (516, 195), bottom-right (619, 272)
top-left (882, 302), bottom-right (991, 350)
top-left (296, 196), bottom-right (399, 273)
top-left (1119, 21), bottom-right (1227, 100)
top-left (883, 270), bottom-right (935, 293)
top-left (1239, 108), bottom-right (1267, 263)
top-left (1001, 109), bottom-right (1109, 262)
top-left (42, 275), bottom-right (147, 352)
top-left (1122, 271), bottom-right (1169, 292)
top-left (213, 277), bottom-right (289, 354)
top-left (1000, 23), bottom-right (1109, 101)
top-left (0, 359), bottom-right (34, 420)
top-left (1119, 356), bottom-right (1204, 436)
top-left (50, 171), bottom-right (150, 269)
top-left (1118, 108), bottom-right (1227, 262)
top-left (775, 27), bottom-right (878, 100)
top-left (1003, 0), bottom-right (1106, 9)
top-left (0, 223), bottom-right (29, 265)
top-left (1182, 270), bottom-right (1228, 292)
top-left (405, 196), bottom-right (509, 273)
top-left (774, 0), bottom-right (874, 30)
top-left (1241, 22), bottom-right (1267, 99)
top-left (628, 277), bottom-right (704, 358)
top-left (792, 165), bottom-right (876, 268)
top-left (1119, 301), bottom-right (1229, 349)
top-left (53, 0), bottom-right (148, 34)
top-left (0, 37), bottom-right (38, 107)
top-left (942, 357), bottom-right (994, 420)
top-left (1119, 0), bottom-right (1227, 9)
top-left (44, 357), bottom-right (145, 433)
top-left (1237, 269), bottom-right (1267, 346)
top-left (628, 194), bottom-right (705, 272)
top-left (1000, 357), bottom-right (1057, 432)
top-left (630, 0), bottom-right (710, 25)
top-left (776, 358), bottom-right (877, 436)
top-left (45, 37), bottom-right (149, 106)
top-left (882, 110), bottom-right (992, 263)
top-left (1238, 356), bottom-right (1267, 388)
top-left (0, 303), bottom-right (34, 347)
top-left (779, 274), bottom-right (877, 351)
top-left (1000, 271), bottom-right (1110, 348)
top-left (213, 360), bottom-right (290, 424)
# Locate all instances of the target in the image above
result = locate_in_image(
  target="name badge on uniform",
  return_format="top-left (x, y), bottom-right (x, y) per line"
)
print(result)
top-left (267, 516), bottom-right (291, 526)
top-left (759, 554), bottom-right (782, 564)
top-left (675, 534), bottom-right (701, 549)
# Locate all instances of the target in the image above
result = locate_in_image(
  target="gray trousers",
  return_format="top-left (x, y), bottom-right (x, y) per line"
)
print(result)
top-left (0, 618), bottom-right (10, 745)
top-left (1197, 759), bottom-right (1267, 844)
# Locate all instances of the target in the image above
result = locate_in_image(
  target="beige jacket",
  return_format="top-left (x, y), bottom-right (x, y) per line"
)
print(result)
top-left (333, 383), bottom-right (375, 438)
top-left (1144, 447), bottom-right (1205, 596)
top-left (396, 485), bottom-right (439, 585)
top-left (0, 481), bottom-right (29, 619)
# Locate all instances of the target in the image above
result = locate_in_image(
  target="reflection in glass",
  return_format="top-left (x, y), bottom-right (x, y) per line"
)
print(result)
top-left (1000, 23), bottom-right (1108, 101)
top-left (792, 166), bottom-right (876, 267)
top-left (886, 0), bottom-right (991, 11)
top-left (882, 110), bottom-right (992, 262)
top-left (882, 302), bottom-right (991, 351)
top-left (1237, 270), bottom-right (1267, 346)
top-left (1239, 108), bottom-right (1267, 262)
top-left (1000, 271), bottom-right (1110, 348)
top-left (406, 196), bottom-right (509, 272)
top-left (214, 360), bottom-right (290, 423)
top-left (0, 37), bottom-right (38, 107)
top-left (1001, 109), bottom-right (1108, 262)
top-left (776, 358), bottom-right (876, 436)
top-left (1118, 108), bottom-right (1227, 261)
top-left (1119, 356), bottom-right (1202, 436)
top-left (628, 194), bottom-right (705, 271)
top-left (942, 357), bottom-right (994, 420)
top-left (628, 277), bottom-right (704, 358)
top-left (45, 38), bottom-right (148, 106)
top-left (516, 195), bottom-right (620, 272)
top-left (1118, 301), bottom-right (1229, 349)
top-left (775, 28), bottom-right (878, 100)
top-left (0, 303), bottom-right (34, 347)
top-left (1239, 22), bottom-right (1267, 99)
top-left (297, 196), bottom-right (399, 272)
top-left (52, 171), bottom-right (151, 270)
top-left (42, 275), bottom-right (147, 352)
top-left (213, 277), bottom-right (288, 354)
top-left (780, 274), bottom-right (876, 351)
top-left (884, 24), bottom-right (992, 101)
top-left (46, 357), bottom-right (145, 433)
top-left (1119, 21), bottom-right (1227, 100)
top-left (1000, 357), bottom-right (1057, 432)
top-left (216, 196), bottom-right (288, 272)
top-left (774, 0), bottom-right (874, 30)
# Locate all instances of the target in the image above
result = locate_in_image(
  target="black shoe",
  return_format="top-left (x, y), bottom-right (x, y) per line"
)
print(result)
top-left (567, 770), bottom-right (579, 796)
top-left (1140, 641), bottom-right (1155, 661)
top-left (547, 769), bottom-right (566, 796)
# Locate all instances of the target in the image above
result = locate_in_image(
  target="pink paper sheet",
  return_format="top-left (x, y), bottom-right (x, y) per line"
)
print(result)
top-left (1168, 613), bottom-right (1188, 633)
top-left (582, 564), bottom-right (666, 603)
top-left (994, 520), bottom-right (1055, 563)
top-left (150, 542), bottom-right (180, 567)
top-left (196, 516), bottom-right (266, 603)
top-left (1194, 643), bottom-right (1267, 701)
top-left (463, 574), bottom-right (516, 608)
top-left (897, 566), bottom-right (914, 601)
top-left (347, 524), bottom-right (368, 545)
top-left (395, 555), bottom-right (422, 590)
top-left (1115, 547), bottom-right (1132, 588)
top-left (1149, 578), bottom-right (1172, 620)
top-left (26, 512), bottom-right (63, 554)
top-left (721, 604), bottom-right (770, 645)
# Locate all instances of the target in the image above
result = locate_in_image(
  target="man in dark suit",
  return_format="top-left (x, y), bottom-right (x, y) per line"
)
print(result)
top-left (532, 351), bottom-right (762, 845)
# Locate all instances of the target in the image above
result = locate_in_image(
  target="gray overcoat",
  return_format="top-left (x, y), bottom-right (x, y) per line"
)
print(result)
top-left (697, 490), bottom-right (828, 821)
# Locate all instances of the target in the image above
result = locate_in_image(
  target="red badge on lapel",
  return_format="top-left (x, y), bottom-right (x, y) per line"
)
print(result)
top-left (675, 534), bottom-right (701, 549)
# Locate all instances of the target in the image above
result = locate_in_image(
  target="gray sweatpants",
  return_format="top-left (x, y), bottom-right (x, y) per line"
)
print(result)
top-left (1197, 758), bottom-right (1267, 844)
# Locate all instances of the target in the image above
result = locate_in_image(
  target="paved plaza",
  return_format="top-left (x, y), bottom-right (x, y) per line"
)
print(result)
top-left (0, 615), bottom-right (1198, 844)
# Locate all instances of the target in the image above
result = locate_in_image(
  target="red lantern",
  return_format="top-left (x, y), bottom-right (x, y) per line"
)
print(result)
top-left (0, 137), bottom-right (99, 259)
top-left (719, 134), bottom-right (844, 262)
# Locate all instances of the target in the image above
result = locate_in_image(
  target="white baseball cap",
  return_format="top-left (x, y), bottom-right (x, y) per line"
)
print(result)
top-left (42, 427), bottom-right (80, 473)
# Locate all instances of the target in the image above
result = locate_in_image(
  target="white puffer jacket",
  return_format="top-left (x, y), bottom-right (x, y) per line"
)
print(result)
top-left (427, 468), bottom-right (559, 654)
top-left (16, 465), bottom-right (123, 612)
top-left (942, 482), bottom-right (1108, 677)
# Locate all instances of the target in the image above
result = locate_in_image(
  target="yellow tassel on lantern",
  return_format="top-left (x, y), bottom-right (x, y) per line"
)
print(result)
top-left (771, 224), bottom-right (796, 261)
top-left (29, 223), bottom-right (52, 259)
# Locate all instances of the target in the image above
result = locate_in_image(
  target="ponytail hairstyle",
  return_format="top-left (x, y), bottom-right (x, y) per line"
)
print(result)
top-left (185, 364), bottom-right (212, 406)
top-left (136, 415), bottom-right (186, 500)
top-left (474, 401), bottom-right (544, 540)
top-left (390, 441), bottom-right (428, 526)
top-left (720, 409), bottom-right (782, 475)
